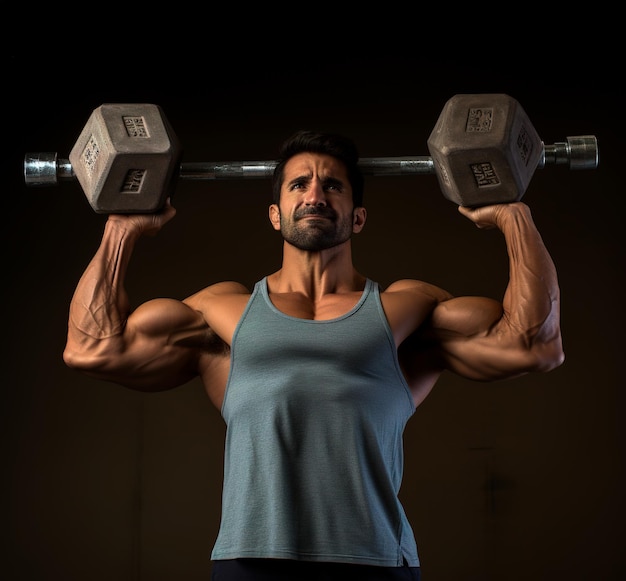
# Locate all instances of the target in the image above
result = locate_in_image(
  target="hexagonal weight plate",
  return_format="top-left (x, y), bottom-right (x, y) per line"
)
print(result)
top-left (68, 103), bottom-right (182, 213)
top-left (427, 94), bottom-right (543, 207)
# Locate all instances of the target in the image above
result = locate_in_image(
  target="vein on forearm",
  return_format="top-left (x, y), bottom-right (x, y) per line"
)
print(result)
top-left (69, 226), bottom-right (136, 341)
top-left (501, 209), bottom-right (560, 348)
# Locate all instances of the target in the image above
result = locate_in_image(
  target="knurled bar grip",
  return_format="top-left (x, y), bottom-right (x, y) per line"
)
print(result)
top-left (23, 135), bottom-right (598, 187)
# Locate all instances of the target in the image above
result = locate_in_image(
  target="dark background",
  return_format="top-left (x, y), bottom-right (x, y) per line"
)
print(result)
top-left (3, 32), bottom-right (623, 581)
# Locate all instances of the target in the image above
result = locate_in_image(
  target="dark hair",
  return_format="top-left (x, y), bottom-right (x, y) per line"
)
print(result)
top-left (271, 130), bottom-right (364, 207)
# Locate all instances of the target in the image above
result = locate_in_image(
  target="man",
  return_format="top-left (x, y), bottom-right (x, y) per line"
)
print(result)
top-left (63, 130), bottom-right (564, 580)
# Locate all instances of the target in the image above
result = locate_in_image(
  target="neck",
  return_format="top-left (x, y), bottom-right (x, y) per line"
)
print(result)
top-left (270, 241), bottom-right (364, 297)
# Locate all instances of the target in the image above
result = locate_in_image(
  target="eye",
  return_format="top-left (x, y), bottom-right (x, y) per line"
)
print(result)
top-left (323, 178), bottom-right (344, 193)
top-left (289, 179), bottom-right (306, 191)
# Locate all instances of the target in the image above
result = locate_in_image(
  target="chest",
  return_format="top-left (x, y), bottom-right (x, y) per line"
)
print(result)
top-left (268, 291), bottom-right (364, 321)
top-left (232, 284), bottom-right (392, 376)
top-left (225, 294), bottom-right (413, 424)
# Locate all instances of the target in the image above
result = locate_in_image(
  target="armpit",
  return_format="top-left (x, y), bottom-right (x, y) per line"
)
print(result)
top-left (398, 324), bottom-right (447, 373)
top-left (203, 328), bottom-right (231, 356)
top-left (173, 326), bottom-right (230, 356)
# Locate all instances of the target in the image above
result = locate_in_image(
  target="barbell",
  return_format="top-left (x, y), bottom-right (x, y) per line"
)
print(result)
top-left (24, 94), bottom-right (598, 213)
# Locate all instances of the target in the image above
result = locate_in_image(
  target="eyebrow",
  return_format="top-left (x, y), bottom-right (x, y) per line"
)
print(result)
top-left (286, 174), bottom-right (345, 190)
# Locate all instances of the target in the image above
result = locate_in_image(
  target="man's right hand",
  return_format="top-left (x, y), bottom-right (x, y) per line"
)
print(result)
top-left (107, 198), bottom-right (177, 237)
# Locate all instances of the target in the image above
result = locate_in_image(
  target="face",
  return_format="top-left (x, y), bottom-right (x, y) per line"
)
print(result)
top-left (269, 152), bottom-right (366, 251)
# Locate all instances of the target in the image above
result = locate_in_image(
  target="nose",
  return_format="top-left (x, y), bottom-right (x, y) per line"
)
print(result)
top-left (303, 180), bottom-right (327, 207)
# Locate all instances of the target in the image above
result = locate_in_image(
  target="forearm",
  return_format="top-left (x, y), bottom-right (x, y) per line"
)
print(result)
top-left (499, 204), bottom-right (563, 364)
top-left (64, 218), bottom-right (141, 364)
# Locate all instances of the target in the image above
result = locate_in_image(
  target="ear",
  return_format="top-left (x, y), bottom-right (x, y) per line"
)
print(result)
top-left (269, 204), bottom-right (281, 230)
top-left (352, 207), bottom-right (367, 233)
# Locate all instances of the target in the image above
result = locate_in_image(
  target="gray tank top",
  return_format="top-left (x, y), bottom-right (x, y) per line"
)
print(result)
top-left (210, 277), bottom-right (420, 567)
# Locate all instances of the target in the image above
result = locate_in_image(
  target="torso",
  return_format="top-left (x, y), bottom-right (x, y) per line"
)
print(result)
top-left (188, 276), bottom-right (450, 410)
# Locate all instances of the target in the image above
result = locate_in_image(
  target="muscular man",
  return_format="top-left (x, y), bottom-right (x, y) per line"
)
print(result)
top-left (63, 130), bottom-right (564, 581)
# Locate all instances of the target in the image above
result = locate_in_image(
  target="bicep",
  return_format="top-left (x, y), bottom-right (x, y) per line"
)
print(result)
top-left (92, 298), bottom-right (214, 390)
top-left (429, 296), bottom-right (534, 380)
top-left (432, 296), bottom-right (503, 339)
top-left (128, 297), bottom-right (207, 338)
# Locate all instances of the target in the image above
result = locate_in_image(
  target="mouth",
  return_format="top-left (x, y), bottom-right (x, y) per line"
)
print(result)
top-left (296, 209), bottom-right (335, 221)
top-left (300, 214), bottom-right (328, 220)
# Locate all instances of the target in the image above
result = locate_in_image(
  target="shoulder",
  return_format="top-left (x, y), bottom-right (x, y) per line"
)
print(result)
top-left (379, 279), bottom-right (453, 343)
top-left (192, 280), bottom-right (250, 297)
top-left (184, 281), bottom-right (250, 305)
top-left (383, 278), bottom-right (453, 303)
top-left (183, 281), bottom-right (252, 344)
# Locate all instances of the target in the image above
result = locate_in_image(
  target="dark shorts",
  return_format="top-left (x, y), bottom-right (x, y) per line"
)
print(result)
top-left (211, 558), bottom-right (421, 580)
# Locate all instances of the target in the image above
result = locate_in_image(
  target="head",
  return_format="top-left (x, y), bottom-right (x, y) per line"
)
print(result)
top-left (272, 130), bottom-right (364, 207)
top-left (269, 130), bottom-right (366, 252)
